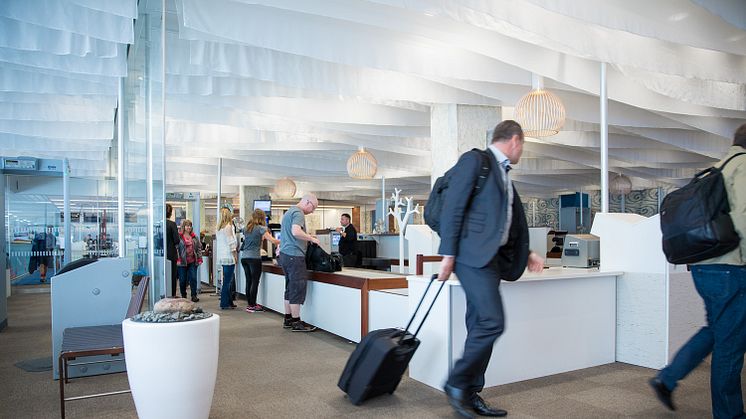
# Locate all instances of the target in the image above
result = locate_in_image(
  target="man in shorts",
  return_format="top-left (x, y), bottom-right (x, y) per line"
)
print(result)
top-left (278, 193), bottom-right (320, 332)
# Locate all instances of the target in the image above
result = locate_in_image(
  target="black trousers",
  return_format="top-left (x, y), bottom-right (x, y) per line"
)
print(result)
top-left (241, 258), bottom-right (263, 306)
top-left (169, 258), bottom-right (178, 297)
top-left (447, 258), bottom-right (505, 394)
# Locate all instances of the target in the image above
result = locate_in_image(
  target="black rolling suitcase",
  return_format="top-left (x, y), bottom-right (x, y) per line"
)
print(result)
top-left (338, 275), bottom-right (445, 405)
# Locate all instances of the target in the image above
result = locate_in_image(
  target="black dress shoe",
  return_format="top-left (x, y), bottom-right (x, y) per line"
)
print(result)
top-left (471, 395), bottom-right (507, 417)
top-left (649, 378), bottom-right (675, 411)
top-left (444, 384), bottom-right (475, 419)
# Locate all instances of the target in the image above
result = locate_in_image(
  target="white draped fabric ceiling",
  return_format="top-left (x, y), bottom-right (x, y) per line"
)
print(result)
top-left (2, 0), bottom-right (745, 201)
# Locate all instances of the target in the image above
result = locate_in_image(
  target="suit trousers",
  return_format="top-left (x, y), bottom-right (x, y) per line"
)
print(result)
top-left (447, 258), bottom-right (505, 395)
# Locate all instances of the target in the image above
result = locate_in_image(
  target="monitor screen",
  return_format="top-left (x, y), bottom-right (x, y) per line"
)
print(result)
top-left (253, 200), bottom-right (271, 213)
top-left (273, 230), bottom-right (281, 242)
top-left (331, 232), bottom-right (341, 247)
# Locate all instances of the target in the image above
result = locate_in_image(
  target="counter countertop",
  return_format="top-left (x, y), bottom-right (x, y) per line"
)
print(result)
top-left (408, 267), bottom-right (622, 285)
top-left (262, 262), bottom-right (405, 280)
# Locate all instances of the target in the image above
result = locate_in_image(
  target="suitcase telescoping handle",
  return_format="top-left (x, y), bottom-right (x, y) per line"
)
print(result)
top-left (401, 274), bottom-right (446, 342)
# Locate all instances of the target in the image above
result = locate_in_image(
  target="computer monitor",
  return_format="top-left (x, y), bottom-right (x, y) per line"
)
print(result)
top-left (273, 230), bottom-right (281, 242)
top-left (253, 199), bottom-right (271, 213)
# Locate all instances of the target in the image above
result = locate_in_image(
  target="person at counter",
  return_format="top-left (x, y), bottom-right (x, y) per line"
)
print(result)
top-left (216, 207), bottom-right (238, 310)
top-left (336, 213), bottom-right (357, 257)
top-left (241, 209), bottom-right (280, 313)
top-left (278, 194), bottom-right (320, 332)
top-left (437, 120), bottom-right (544, 418)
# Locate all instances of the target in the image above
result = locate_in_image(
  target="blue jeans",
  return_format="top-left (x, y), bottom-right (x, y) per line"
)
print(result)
top-left (658, 264), bottom-right (746, 419)
top-left (178, 263), bottom-right (198, 298)
top-left (220, 264), bottom-right (236, 308)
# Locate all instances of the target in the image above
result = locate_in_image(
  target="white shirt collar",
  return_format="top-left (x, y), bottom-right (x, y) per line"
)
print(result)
top-left (488, 144), bottom-right (511, 167)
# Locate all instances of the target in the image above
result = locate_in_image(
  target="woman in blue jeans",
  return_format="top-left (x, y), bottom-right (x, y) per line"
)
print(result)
top-left (177, 219), bottom-right (203, 302)
top-left (216, 207), bottom-right (237, 309)
top-left (240, 209), bottom-right (280, 313)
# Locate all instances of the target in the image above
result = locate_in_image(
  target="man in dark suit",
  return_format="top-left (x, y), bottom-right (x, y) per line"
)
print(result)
top-left (165, 203), bottom-right (180, 298)
top-left (336, 213), bottom-right (357, 255)
top-left (438, 120), bottom-right (544, 418)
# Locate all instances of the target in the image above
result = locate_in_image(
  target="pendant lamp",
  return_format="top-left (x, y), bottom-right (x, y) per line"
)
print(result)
top-left (347, 147), bottom-right (377, 179)
top-left (514, 75), bottom-right (566, 137)
top-left (610, 173), bottom-right (632, 195)
top-left (274, 177), bottom-right (297, 199)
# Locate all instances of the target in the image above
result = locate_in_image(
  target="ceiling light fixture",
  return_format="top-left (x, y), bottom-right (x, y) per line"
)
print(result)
top-left (514, 74), bottom-right (566, 137)
top-left (274, 177), bottom-right (297, 199)
top-left (346, 147), bottom-right (378, 179)
top-left (610, 173), bottom-right (632, 195)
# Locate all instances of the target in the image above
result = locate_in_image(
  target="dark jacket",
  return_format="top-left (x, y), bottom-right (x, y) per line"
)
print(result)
top-left (166, 219), bottom-right (179, 261)
top-left (338, 223), bottom-right (358, 256)
top-left (438, 149), bottom-right (529, 280)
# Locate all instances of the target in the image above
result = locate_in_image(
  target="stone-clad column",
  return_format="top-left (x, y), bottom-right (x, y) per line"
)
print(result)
top-left (430, 104), bottom-right (502, 184)
top-left (239, 186), bottom-right (271, 221)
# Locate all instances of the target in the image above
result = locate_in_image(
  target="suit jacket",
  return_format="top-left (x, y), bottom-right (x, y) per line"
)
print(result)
top-left (438, 149), bottom-right (529, 279)
top-left (166, 219), bottom-right (179, 261)
top-left (338, 224), bottom-right (358, 256)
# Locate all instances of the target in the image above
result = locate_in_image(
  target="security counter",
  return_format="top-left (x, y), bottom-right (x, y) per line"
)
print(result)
top-left (407, 267), bottom-right (622, 389)
top-left (258, 263), bottom-right (407, 342)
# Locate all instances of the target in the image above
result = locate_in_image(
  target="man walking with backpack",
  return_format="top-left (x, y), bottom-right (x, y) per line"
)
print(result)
top-left (650, 123), bottom-right (746, 418)
top-left (437, 120), bottom-right (544, 418)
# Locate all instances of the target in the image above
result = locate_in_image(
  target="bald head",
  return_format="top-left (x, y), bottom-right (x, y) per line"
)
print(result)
top-left (298, 193), bottom-right (318, 214)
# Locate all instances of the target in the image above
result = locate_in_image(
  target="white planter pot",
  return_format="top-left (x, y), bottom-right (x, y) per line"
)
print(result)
top-left (122, 314), bottom-right (220, 419)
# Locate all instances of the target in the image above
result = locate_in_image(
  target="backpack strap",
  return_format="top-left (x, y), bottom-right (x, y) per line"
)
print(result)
top-left (720, 152), bottom-right (746, 170)
top-left (470, 148), bottom-right (491, 199)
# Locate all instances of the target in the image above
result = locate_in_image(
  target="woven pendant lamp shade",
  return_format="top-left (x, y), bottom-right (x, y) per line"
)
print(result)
top-left (514, 88), bottom-right (566, 137)
top-left (274, 177), bottom-right (297, 199)
top-left (346, 148), bottom-right (377, 179)
top-left (610, 173), bottom-right (632, 195)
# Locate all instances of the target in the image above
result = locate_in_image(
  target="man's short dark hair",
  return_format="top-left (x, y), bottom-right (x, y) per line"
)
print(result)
top-left (491, 120), bottom-right (524, 143)
top-left (734, 123), bottom-right (746, 148)
top-left (166, 203), bottom-right (173, 218)
top-left (341, 213), bottom-right (351, 220)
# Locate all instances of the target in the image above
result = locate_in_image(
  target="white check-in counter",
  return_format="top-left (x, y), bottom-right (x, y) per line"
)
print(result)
top-left (257, 263), bottom-right (408, 342)
top-left (407, 268), bottom-right (621, 390)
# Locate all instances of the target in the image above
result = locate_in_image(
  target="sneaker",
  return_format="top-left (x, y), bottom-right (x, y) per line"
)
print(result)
top-left (283, 318), bottom-right (293, 329)
top-left (252, 304), bottom-right (265, 312)
top-left (291, 321), bottom-right (318, 332)
top-left (245, 306), bottom-right (256, 313)
top-left (191, 296), bottom-right (200, 302)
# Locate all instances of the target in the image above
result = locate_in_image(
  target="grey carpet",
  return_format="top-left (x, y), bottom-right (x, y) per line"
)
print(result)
top-left (14, 357), bottom-right (53, 373)
top-left (0, 292), bottom-right (738, 418)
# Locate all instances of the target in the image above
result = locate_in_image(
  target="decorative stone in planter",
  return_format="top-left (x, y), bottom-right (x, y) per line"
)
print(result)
top-left (123, 298), bottom-right (219, 419)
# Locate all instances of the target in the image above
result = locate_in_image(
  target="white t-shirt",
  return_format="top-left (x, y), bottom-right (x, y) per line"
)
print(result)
top-left (216, 225), bottom-right (237, 266)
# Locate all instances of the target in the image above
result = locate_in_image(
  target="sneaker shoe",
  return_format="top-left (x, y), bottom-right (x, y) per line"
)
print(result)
top-left (283, 318), bottom-right (293, 329)
top-left (252, 304), bottom-right (265, 312)
top-left (291, 321), bottom-right (318, 332)
top-left (649, 378), bottom-right (675, 411)
top-left (191, 296), bottom-right (199, 302)
top-left (245, 306), bottom-right (256, 313)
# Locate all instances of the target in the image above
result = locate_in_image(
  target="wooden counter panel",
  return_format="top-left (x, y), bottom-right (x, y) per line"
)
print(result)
top-left (262, 262), bottom-right (407, 337)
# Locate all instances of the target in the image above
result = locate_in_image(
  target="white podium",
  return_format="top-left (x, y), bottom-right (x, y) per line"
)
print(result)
top-left (591, 213), bottom-right (705, 369)
top-left (404, 225), bottom-right (440, 276)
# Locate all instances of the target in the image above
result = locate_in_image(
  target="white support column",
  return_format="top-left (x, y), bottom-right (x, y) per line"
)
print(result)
top-left (600, 62), bottom-right (609, 213)
top-left (117, 77), bottom-right (126, 257)
top-left (215, 158), bottom-right (222, 292)
top-left (63, 159), bottom-right (71, 264)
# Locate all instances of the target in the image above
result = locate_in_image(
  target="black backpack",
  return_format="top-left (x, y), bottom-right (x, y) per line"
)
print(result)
top-left (306, 243), bottom-right (343, 272)
top-left (660, 152), bottom-right (745, 264)
top-left (424, 149), bottom-right (491, 234)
